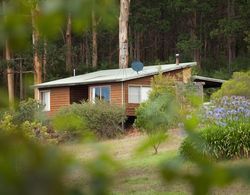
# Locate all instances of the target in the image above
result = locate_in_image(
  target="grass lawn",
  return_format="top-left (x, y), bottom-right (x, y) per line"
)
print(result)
top-left (61, 129), bottom-right (250, 194)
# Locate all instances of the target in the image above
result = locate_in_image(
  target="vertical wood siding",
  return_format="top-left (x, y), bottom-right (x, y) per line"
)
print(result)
top-left (50, 87), bottom-right (70, 114)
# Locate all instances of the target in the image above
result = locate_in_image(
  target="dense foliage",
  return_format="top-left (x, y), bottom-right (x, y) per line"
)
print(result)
top-left (13, 98), bottom-right (47, 124)
top-left (54, 101), bottom-right (126, 139)
top-left (181, 96), bottom-right (250, 160)
top-left (0, 122), bottom-right (119, 194)
top-left (180, 120), bottom-right (250, 160)
top-left (52, 111), bottom-right (89, 142)
top-left (135, 74), bottom-right (179, 154)
top-left (1, 0), bottom-right (250, 99)
top-left (160, 115), bottom-right (250, 195)
top-left (203, 96), bottom-right (250, 125)
top-left (0, 113), bottom-right (56, 144)
top-left (212, 71), bottom-right (250, 99)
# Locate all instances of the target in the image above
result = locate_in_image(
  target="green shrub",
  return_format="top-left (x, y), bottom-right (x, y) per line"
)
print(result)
top-left (180, 120), bottom-right (250, 160)
top-left (14, 98), bottom-right (47, 124)
top-left (54, 101), bottom-right (126, 139)
top-left (0, 113), bottom-right (57, 144)
top-left (212, 71), bottom-right (250, 99)
top-left (52, 112), bottom-right (89, 141)
top-left (135, 74), bottom-right (180, 154)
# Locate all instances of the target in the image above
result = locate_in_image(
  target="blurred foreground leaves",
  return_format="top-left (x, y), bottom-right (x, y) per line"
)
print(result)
top-left (0, 127), bottom-right (120, 195)
top-left (1, 0), bottom-right (118, 49)
top-left (0, 130), bottom-right (79, 194)
top-left (160, 116), bottom-right (250, 195)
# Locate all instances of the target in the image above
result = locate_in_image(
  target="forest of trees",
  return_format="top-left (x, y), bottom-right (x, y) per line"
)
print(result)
top-left (0, 0), bottom-right (249, 102)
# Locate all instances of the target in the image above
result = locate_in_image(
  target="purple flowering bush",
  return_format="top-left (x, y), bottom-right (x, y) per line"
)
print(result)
top-left (180, 96), bottom-right (250, 160)
top-left (203, 96), bottom-right (250, 126)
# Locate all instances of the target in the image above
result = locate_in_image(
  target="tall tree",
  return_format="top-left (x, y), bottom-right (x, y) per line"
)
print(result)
top-left (31, 3), bottom-right (42, 99)
top-left (3, 1), bottom-right (14, 108)
top-left (119, 0), bottom-right (130, 69)
top-left (92, 10), bottom-right (98, 68)
top-left (66, 14), bottom-right (72, 73)
top-left (227, 0), bottom-right (236, 72)
top-left (43, 38), bottom-right (47, 81)
top-left (5, 40), bottom-right (14, 108)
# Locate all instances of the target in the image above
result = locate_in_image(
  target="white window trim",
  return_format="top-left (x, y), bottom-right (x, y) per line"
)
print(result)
top-left (40, 90), bottom-right (50, 112)
top-left (89, 85), bottom-right (111, 103)
top-left (128, 85), bottom-right (151, 104)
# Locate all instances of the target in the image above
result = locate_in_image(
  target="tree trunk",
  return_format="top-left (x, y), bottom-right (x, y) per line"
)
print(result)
top-left (128, 24), bottom-right (133, 61)
top-left (227, 0), bottom-right (236, 73)
top-left (85, 32), bottom-right (90, 67)
top-left (66, 14), bottom-right (72, 72)
top-left (135, 31), bottom-right (141, 60)
top-left (19, 60), bottom-right (23, 100)
top-left (92, 10), bottom-right (98, 68)
top-left (119, 0), bottom-right (130, 69)
top-left (5, 40), bottom-right (14, 108)
top-left (3, 1), bottom-right (14, 108)
top-left (43, 38), bottom-right (47, 81)
top-left (190, 10), bottom-right (201, 68)
top-left (31, 4), bottom-right (42, 100)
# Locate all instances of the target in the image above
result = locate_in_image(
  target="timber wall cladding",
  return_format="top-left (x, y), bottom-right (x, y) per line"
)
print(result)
top-left (50, 87), bottom-right (70, 113)
top-left (182, 67), bottom-right (192, 83)
top-left (124, 68), bottom-right (187, 116)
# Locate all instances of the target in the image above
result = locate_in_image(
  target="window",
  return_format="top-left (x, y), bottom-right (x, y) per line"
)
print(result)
top-left (40, 91), bottom-right (50, 111)
top-left (128, 86), bottom-right (151, 103)
top-left (91, 86), bottom-right (110, 102)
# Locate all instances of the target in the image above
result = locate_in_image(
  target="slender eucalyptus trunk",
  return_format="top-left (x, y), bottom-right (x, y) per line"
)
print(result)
top-left (66, 14), bottom-right (72, 72)
top-left (5, 40), bottom-right (14, 109)
top-left (92, 10), bottom-right (98, 68)
top-left (227, 0), bottom-right (236, 72)
top-left (3, 1), bottom-right (14, 108)
top-left (128, 24), bottom-right (133, 61)
top-left (31, 4), bottom-right (42, 100)
top-left (85, 32), bottom-right (90, 67)
top-left (43, 38), bottom-right (47, 81)
top-left (119, 0), bottom-right (130, 68)
top-left (135, 31), bottom-right (141, 60)
top-left (190, 10), bottom-right (201, 68)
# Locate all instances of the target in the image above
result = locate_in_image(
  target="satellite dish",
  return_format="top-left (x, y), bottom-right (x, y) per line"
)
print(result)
top-left (131, 60), bottom-right (144, 73)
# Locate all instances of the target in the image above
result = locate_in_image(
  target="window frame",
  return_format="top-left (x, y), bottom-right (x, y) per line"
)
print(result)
top-left (128, 85), bottom-right (151, 104)
top-left (90, 85), bottom-right (111, 103)
top-left (40, 90), bottom-right (50, 112)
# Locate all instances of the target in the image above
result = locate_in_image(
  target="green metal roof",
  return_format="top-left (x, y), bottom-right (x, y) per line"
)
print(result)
top-left (35, 62), bottom-right (197, 89)
top-left (192, 75), bottom-right (226, 83)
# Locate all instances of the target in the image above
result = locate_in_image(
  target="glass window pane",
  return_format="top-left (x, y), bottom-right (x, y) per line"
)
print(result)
top-left (101, 87), bottom-right (110, 102)
top-left (141, 87), bottom-right (151, 102)
top-left (41, 91), bottom-right (50, 111)
top-left (128, 86), bottom-right (140, 103)
top-left (95, 87), bottom-right (101, 100)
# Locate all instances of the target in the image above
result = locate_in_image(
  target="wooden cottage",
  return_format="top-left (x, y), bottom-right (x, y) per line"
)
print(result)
top-left (35, 62), bottom-right (196, 116)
